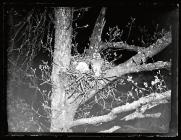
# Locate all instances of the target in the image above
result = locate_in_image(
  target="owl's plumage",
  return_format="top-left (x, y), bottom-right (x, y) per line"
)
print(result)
top-left (91, 59), bottom-right (104, 77)
top-left (75, 62), bottom-right (89, 73)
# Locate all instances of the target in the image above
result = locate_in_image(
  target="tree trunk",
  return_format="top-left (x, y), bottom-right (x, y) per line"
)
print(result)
top-left (50, 7), bottom-right (74, 132)
top-left (49, 7), bottom-right (172, 132)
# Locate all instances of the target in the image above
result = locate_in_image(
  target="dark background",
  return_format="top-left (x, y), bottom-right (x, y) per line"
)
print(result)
top-left (2, 1), bottom-right (178, 135)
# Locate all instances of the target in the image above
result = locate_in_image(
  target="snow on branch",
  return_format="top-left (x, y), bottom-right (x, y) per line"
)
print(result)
top-left (89, 7), bottom-right (106, 52)
top-left (71, 90), bottom-right (171, 127)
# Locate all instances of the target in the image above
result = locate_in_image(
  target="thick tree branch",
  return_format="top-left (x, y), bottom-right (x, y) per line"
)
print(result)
top-left (71, 90), bottom-right (171, 127)
top-left (126, 31), bottom-right (172, 66)
top-left (89, 7), bottom-right (106, 53)
top-left (104, 31), bottom-right (172, 78)
top-left (104, 61), bottom-right (171, 78)
top-left (71, 32), bottom-right (171, 107)
top-left (75, 60), bottom-right (170, 105)
top-left (101, 41), bottom-right (144, 52)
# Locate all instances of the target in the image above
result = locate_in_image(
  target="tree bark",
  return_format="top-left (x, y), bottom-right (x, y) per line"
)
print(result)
top-left (50, 7), bottom-right (74, 132)
top-left (49, 7), bottom-right (172, 132)
top-left (71, 90), bottom-right (171, 127)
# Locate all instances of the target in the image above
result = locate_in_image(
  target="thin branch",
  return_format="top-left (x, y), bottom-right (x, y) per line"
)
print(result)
top-left (121, 112), bottom-right (162, 121)
top-left (73, 7), bottom-right (90, 12)
top-left (71, 90), bottom-right (171, 127)
top-left (73, 77), bottom-right (116, 105)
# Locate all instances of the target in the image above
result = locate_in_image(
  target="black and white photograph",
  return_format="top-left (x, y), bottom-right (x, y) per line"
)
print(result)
top-left (2, 1), bottom-right (178, 135)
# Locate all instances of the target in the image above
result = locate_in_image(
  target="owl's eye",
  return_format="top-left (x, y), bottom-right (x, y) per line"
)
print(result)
top-left (89, 63), bottom-right (92, 69)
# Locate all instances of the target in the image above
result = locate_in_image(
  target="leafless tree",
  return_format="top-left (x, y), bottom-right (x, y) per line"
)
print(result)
top-left (7, 7), bottom-right (172, 132)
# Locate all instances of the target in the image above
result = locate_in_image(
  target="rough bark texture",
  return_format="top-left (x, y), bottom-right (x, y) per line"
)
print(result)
top-left (50, 7), bottom-right (74, 132)
top-left (71, 90), bottom-right (171, 127)
top-left (49, 7), bottom-right (172, 132)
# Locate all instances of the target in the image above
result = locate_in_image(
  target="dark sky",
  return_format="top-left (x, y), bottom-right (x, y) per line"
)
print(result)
top-left (6, 5), bottom-right (178, 67)
top-left (72, 6), bottom-right (177, 62)
top-left (7, 6), bottom-right (177, 46)
top-left (6, 5), bottom-right (178, 74)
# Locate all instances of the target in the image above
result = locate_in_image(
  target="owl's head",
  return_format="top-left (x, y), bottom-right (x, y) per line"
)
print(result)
top-left (75, 61), bottom-right (89, 73)
top-left (91, 59), bottom-right (104, 77)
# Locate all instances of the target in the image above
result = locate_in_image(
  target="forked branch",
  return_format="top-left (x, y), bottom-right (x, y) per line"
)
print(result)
top-left (104, 31), bottom-right (172, 78)
top-left (126, 31), bottom-right (172, 66)
top-left (71, 90), bottom-right (171, 127)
